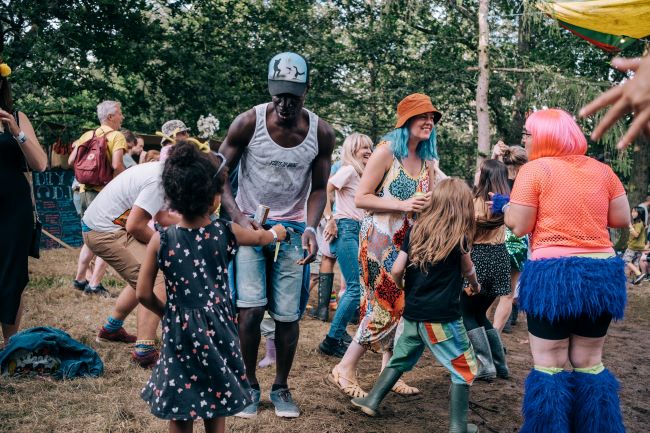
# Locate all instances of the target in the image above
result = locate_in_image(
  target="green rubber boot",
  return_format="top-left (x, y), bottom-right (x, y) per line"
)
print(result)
top-left (467, 327), bottom-right (496, 380)
top-left (486, 328), bottom-right (509, 379)
top-left (351, 367), bottom-right (402, 417)
top-left (449, 383), bottom-right (479, 433)
top-left (309, 273), bottom-right (334, 321)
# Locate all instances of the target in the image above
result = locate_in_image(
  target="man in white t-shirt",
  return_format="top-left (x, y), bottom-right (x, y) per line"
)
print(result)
top-left (81, 161), bottom-right (173, 368)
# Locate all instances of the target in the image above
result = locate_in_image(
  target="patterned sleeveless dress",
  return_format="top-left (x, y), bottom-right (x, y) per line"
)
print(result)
top-left (355, 154), bottom-right (431, 352)
top-left (141, 219), bottom-right (251, 420)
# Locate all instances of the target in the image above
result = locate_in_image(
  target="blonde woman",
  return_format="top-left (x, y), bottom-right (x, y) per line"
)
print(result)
top-left (318, 133), bottom-right (373, 357)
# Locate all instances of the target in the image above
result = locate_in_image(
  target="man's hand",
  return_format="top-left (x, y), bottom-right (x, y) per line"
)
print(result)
top-left (580, 55), bottom-right (650, 149)
top-left (297, 229), bottom-right (318, 265)
top-left (234, 212), bottom-right (261, 230)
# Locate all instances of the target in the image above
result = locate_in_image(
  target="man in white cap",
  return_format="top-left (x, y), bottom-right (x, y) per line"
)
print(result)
top-left (218, 52), bottom-right (335, 418)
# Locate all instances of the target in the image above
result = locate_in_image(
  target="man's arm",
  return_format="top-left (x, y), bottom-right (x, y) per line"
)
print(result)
top-left (300, 119), bottom-right (335, 264)
top-left (112, 148), bottom-right (125, 176)
top-left (217, 109), bottom-right (257, 228)
top-left (125, 205), bottom-right (154, 244)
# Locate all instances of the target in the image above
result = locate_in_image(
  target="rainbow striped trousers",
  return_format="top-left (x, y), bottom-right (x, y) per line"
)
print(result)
top-left (387, 318), bottom-right (478, 385)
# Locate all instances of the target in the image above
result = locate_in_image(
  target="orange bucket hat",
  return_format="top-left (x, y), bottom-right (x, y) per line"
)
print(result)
top-left (395, 93), bottom-right (442, 128)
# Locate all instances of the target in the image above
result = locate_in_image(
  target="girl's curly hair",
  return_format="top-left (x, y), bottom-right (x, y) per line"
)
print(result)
top-left (162, 141), bottom-right (227, 220)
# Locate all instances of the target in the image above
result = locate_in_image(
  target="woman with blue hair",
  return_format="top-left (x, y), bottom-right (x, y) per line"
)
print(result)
top-left (328, 93), bottom-right (446, 398)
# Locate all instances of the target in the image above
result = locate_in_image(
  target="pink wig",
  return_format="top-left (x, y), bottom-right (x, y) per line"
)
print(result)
top-left (524, 109), bottom-right (587, 161)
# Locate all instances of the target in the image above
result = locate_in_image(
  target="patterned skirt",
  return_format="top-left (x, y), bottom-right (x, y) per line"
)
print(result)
top-left (354, 213), bottom-right (411, 352)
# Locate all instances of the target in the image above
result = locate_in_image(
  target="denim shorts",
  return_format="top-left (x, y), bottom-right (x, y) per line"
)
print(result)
top-left (235, 223), bottom-right (305, 322)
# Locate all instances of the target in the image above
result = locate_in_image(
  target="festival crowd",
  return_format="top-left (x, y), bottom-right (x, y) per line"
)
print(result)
top-left (2, 50), bottom-right (650, 433)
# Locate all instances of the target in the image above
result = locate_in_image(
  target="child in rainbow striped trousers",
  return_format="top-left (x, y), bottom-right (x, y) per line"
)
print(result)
top-left (351, 178), bottom-right (480, 433)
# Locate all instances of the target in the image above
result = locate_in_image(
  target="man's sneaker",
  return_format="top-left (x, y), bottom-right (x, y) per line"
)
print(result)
top-left (319, 336), bottom-right (347, 358)
top-left (341, 332), bottom-right (353, 346)
top-left (235, 388), bottom-right (261, 419)
top-left (96, 326), bottom-right (137, 343)
top-left (73, 279), bottom-right (89, 291)
top-left (84, 284), bottom-right (111, 298)
top-left (270, 387), bottom-right (300, 418)
top-left (131, 350), bottom-right (159, 368)
top-left (633, 273), bottom-right (646, 285)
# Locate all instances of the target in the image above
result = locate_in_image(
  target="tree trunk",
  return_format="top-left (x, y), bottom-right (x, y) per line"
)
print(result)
top-left (629, 134), bottom-right (650, 206)
top-left (476, 0), bottom-right (490, 168)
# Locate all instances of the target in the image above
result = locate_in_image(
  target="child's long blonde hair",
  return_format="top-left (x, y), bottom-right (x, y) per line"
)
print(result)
top-left (341, 133), bottom-right (372, 175)
top-left (409, 178), bottom-right (475, 271)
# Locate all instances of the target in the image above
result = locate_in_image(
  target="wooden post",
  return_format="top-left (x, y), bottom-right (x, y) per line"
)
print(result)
top-left (476, 0), bottom-right (490, 168)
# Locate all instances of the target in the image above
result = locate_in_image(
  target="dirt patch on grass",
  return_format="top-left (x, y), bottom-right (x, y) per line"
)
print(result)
top-left (1, 249), bottom-right (649, 433)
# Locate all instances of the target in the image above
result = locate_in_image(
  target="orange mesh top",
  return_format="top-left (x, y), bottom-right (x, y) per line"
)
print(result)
top-left (510, 155), bottom-right (625, 251)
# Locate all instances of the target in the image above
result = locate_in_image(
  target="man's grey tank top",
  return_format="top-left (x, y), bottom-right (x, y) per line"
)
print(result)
top-left (235, 103), bottom-right (319, 221)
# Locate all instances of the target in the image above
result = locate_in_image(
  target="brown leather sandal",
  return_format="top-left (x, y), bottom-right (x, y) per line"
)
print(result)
top-left (327, 366), bottom-right (368, 398)
top-left (391, 379), bottom-right (420, 395)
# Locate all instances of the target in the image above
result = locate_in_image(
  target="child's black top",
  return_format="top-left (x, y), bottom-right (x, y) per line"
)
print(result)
top-left (401, 227), bottom-right (465, 323)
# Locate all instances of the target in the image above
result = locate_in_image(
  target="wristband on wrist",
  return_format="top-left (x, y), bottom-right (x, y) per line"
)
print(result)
top-left (14, 131), bottom-right (26, 145)
top-left (269, 228), bottom-right (278, 242)
top-left (304, 226), bottom-right (316, 235)
top-left (501, 203), bottom-right (511, 213)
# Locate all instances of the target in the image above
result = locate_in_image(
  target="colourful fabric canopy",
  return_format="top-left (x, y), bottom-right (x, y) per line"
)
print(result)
top-left (538, 0), bottom-right (650, 52)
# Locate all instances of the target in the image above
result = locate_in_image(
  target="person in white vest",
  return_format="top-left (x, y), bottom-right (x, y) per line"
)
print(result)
top-left (218, 52), bottom-right (335, 419)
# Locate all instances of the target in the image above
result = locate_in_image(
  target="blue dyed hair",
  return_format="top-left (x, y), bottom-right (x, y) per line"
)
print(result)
top-left (381, 122), bottom-right (438, 161)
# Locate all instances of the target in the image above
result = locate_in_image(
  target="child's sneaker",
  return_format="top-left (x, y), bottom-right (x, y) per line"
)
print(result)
top-left (633, 273), bottom-right (646, 285)
top-left (131, 350), bottom-right (159, 368)
top-left (235, 388), bottom-right (261, 419)
top-left (96, 326), bottom-right (136, 343)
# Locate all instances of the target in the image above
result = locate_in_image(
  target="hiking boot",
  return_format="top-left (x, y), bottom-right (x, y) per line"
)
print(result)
top-left (131, 350), bottom-right (159, 368)
top-left (270, 387), bottom-right (300, 418)
top-left (633, 273), bottom-right (646, 285)
top-left (235, 387), bottom-right (261, 419)
top-left (319, 336), bottom-right (348, 358)
top-left (84, 284), bottom-right (111, 298)
top-left (73, 279), bottom-right (89, 291)
top-left (96, 326), bottom-right (137, 343)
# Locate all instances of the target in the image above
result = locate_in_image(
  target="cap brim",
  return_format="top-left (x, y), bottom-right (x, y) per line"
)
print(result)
top-left (268, 80), bottom-right (307, 97)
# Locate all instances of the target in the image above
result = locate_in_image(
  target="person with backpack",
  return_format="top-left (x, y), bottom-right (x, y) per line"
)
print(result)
top-left (67, 100), bottom-right (127, 297)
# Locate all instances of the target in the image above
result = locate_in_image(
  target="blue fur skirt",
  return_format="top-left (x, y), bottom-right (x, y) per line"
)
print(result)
top-left (518, 256), bottom-right (626, 322)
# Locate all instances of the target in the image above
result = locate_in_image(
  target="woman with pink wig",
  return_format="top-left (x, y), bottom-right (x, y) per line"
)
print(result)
top-left (499, 109), bottom-right (629, 433)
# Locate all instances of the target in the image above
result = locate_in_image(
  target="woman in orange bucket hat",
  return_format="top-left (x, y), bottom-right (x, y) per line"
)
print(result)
top-left (328, 93), bottom-right (446, 398)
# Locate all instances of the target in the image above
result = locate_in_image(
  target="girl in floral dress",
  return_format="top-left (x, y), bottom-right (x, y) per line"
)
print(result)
top-left (329, 93), bottom-right (446, 398)
top-left (137, 141), bottom-right (286, 433)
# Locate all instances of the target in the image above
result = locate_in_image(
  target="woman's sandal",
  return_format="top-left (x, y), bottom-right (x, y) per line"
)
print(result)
top-left (391, 379), bottom-right (420, 395)
top-left (327, 366), bottom-right (368, 398)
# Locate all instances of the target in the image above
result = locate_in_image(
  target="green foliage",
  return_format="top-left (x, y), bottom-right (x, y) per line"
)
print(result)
top-left (1, 0), bottom-right (646, 185)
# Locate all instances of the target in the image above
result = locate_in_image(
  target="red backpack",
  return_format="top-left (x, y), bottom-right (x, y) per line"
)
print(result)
top-left (73, 129), bottom-right (113, 186)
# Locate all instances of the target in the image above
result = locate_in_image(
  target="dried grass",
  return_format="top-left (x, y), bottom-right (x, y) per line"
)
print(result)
top-left (1, 249), bottom-right (648, 433)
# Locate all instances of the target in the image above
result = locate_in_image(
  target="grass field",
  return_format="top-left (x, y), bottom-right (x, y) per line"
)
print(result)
top-left (1, 248), bottom-right (649, 433)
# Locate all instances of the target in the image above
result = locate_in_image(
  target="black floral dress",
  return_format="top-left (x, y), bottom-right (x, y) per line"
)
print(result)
top-left (141, 219), bottom-right (251, 420)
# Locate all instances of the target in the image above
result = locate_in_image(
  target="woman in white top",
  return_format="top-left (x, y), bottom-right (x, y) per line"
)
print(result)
top-left (318, 133), bottom-right (373, 357)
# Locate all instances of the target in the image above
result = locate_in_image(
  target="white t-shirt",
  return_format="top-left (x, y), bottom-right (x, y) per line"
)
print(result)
top-left (83, 162), bottom-right (165, 232)
top-left (329, 164), bottom-right (365, 221)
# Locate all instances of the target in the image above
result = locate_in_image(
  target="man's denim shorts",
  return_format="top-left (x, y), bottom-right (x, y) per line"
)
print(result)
top-left (235, 226), bottom-right (304, 322)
